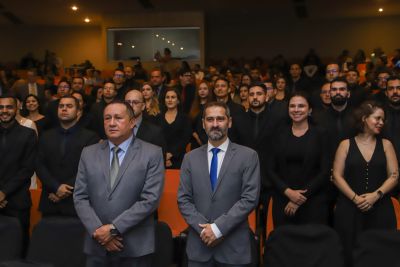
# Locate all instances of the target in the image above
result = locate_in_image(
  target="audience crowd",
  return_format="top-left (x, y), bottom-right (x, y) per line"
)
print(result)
top-left (1, 47), bottom-right (400, 266)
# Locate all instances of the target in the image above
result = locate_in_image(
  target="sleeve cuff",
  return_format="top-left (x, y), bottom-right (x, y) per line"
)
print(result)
top-left (211, 223), bottom-right (223, 239)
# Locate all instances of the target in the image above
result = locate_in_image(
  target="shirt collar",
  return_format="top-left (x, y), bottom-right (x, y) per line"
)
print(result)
top-left (135, 115), bottom-right (143, 129)
top-left (108, 134), bottom-right (133, 153)
top-left (207, 138), bottom-right (230, 153)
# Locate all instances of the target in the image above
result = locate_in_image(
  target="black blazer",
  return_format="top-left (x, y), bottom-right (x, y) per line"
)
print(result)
top-left (0, 122), bottom-right (36, 210)
top-left (267, 124), bottom-right (330, 199)
top-left (136, 119), bottom-right (166, 157)
top-left (35, 125), bottom-right (99, 215)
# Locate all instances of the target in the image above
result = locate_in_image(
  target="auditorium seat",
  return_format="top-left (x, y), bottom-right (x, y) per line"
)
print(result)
top-left (353, 229), bottom-right (400, 267)
top-left (0, 215), bottom-right (22, 261)
top-left (263, 224), bottom-right (344, 267)
top-left (26, 217), bottom-right (85, 267)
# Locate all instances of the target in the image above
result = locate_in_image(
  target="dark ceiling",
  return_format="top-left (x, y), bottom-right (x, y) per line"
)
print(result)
top-left (0, 0), bottom-right (399, 26)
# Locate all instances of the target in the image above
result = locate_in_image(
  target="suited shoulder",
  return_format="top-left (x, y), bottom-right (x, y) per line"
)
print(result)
top-left (135, 138), bottom-right (163, 154)
top-left (230, 142), bottom-right (258, 156)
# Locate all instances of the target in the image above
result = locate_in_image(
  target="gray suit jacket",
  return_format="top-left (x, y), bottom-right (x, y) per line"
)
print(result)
top-left (12, 81), bottom-right (45, 102)
top-left (177, 142), bottom-right (260, 264)
top-left (73, 137), bottom-right (164, 257)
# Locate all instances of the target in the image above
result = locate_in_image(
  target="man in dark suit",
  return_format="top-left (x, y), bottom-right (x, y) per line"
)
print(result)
top-left (36, 96), bottom-right (99, 217)
top-left (0, 95), bottom-right (37, 253)
top-left (74, 100), bottom-right (164, 267)
top-left (178, 101), bottom-right (260, 266)
top-left (124, 89), bottom-right (166, 154)
top-left (150, 68), bottom-right (167, 106)
top-left (11, 69), bottom-right (45, 103)
top-left (176, 68), bottom-right (196, 114)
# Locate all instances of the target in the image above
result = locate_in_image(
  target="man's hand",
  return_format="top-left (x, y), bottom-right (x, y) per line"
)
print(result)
top-left (93, 224), bottom-right (113, 245)
top-left (0, 191), bottom-right (6, 203)
top-left (56, 184), bottom-right (74, 199)
top-left (48, 193), bottom-right (61, 203)
top-left (284, 188), bottom-right (307, 205)
top-left (0, 200), bottom-right (7, 209)
top-left (284, 201), bottom-right (299, 217)
top-left (104, 236), bottom-right (124, 252)
top-left (199, 223), bottom-right (217, 247)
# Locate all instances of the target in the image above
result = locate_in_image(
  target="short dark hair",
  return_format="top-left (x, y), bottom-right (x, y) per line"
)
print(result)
top-left (214, 77), bottom-right (230, 87)
top-left (249, 82), bottom-right (268, 92)
top-left (386, 75), bottom-right (400, 90)
top-left (354, 101), bottom-right (384, 133)
top-left (105, 99), bottom-right (135, 120)
top-left (347, 69), bottom-right (360, 76)
top-left (59, 95), bottom-right (80, 109)
top-left (0, 95), bottom-right (17, 107)
top-left (72, 76), bottom-right (85, 84)
top-left (58, 79), bottom-right (71, 88)
top-left (202, 101), bottom-right (231, 119)
top-left (330, 77), bottom-right (349, 89)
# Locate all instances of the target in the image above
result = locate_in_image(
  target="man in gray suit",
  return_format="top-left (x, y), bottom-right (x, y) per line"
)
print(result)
top-left (178, 101), bottom-right (260, 267)
top-left (74, 100), bottom-right (164, 267)
top-left (11, 69), bottom-right (45, 103)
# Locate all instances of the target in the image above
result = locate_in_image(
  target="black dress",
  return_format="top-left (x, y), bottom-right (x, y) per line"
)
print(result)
top-left (268, 125), bottom-right (330, 227)
top-left (334, 137), bottom-right (396, 266)
top-left (157, 111), bottom-right (192, 169)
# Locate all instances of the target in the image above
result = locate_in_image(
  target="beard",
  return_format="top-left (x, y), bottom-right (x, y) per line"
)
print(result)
top-left (331, 95), bottom-right (348, 106)
top-left (0, 112), bottom-right (16, 124)
top-left (207, 127), bottom-right (226, 141)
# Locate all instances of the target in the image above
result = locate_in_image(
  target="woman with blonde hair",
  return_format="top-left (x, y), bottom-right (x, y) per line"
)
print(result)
top-left (141, 82), bottom-right (160, 123)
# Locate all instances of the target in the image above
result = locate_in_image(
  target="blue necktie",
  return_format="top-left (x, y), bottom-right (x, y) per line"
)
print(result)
top-left (210, 148), bottom-right (220, 191)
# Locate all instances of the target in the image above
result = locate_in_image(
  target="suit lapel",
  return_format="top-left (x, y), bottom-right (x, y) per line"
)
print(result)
top-left (100, 141), bottom-right (111, 193)
top-left (109, 138), bottom-right (139, 195)
top-left (212, 142), bottom-right (236, 198)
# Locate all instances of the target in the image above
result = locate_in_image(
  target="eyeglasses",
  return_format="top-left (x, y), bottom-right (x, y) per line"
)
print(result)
top-left (326, 69), bottom-right (339, 74)
top-left (114, 74), bottom-right (124, 78)
top-left (125, 100), bottom-right (143, 105)
top-left (58, 85), bottom-right (70, 89)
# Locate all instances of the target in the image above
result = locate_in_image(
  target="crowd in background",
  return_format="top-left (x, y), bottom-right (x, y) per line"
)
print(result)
top-left (1, 46), bottom-right (400, 266)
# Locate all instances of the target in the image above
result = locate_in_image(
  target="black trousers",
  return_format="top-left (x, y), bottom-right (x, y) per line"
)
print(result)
top-left (0, 208), bottom-right (30, 257)
top-left (86, 253), bottom-right (152, 267)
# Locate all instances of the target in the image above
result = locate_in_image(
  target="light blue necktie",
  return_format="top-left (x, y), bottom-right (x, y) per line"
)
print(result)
top-left (210, 148), bottom-right (220, 191)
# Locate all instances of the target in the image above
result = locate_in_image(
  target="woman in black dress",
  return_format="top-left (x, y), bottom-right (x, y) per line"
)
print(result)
top-left (268, 91), bottom-right (330, 227)
top-left (333, 101), bottom-right (398, 266)
top-left (158, 88), bottom-right (192, 169)
top-left (23, 94), bottom-right (48, 136)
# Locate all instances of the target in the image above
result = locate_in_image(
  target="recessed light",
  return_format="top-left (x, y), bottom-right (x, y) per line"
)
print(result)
top-left (117, 42), bottom-right (123, 46)
top-left (155, 34), bottom-right (159, 37)
top-left (180, 47), bottom-right (184, 50)
top-left (167, 40), bottom-right (170, 43)
top-left (131, 45), bottom-right (135, 48)
top-left (71, 5), bottom-right (78, 11)
top-left (84, 17), bottom-right (90, 23)
top-left (378, 8), bottom-right (383, 12)
top-left (162, 37), bottom-right (165, 41)
top-left (172, 43), bottom-right (175, 46)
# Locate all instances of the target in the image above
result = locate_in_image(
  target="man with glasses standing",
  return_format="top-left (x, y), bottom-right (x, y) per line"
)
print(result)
top-left (113, 69), bottom-right (129, 101)
top-left (176, 68), bottom-right (196, 114)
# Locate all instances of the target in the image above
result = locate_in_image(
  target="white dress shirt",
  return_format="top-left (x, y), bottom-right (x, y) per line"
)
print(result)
top-left (205, 138), bottom-right (230, 239)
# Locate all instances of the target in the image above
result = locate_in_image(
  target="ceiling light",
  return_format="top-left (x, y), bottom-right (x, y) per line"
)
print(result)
top-left (378, 8), bottom-right (383, 12)
top-left (167, 40), bottom-right (170, 43)
top-left (172, 43), bottom-right (175, 46)
top-left (117, 42), bottom-right (123, 46)
top-left (155, 34), bottom-right (159, 37)
top-left (131, 45), bottom-right (135, 48)
top-left (162, 37), bottom-right (165, 40)
top-left (84, 17), bottom-right (90, 23)
top-left (71, 5), bottom-right (78, 11)
top-left (180, 47), bottom-right (184, 50)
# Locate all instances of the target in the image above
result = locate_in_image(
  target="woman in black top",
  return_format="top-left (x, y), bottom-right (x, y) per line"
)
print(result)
top-left (23, 94), bottom-right (48, 136)
top-left (268, 91), bottom-right (330, 227)
top-left (158, 88), bottom-right (192, 169)
top-left (333, 101), bottom-right (398, 266)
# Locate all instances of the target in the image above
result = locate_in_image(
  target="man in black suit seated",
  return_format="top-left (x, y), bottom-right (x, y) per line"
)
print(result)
top-left (0, 95), bottom-right (37, 253)
top-left (36, 95), bottom-right (99, 217)
top-left (124, 89), bottom-right (166, 156)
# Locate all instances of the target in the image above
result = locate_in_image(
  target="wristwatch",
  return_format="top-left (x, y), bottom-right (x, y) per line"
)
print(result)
top-left (377, 190), bottom-right (384, 200)
top-left (110, 224), bottom-right (120, 236)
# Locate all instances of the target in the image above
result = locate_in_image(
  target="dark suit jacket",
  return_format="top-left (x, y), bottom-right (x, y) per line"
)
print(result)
top-left (36, 125), bottom-right (99, 216)
top-left (136, 119), bottom-right (166, 157)
top-left (12, 82), bottom-right (45, 103)
top-left (0, 121), bottom-right (36, 211)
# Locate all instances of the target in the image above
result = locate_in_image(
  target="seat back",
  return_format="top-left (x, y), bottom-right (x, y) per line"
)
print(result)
top-left (353, 229), bottom-right (400, 267)
top-left (26, 217), bottom-right (85, 267)
top-left (0, 215), bottom-right (22, 261)
top-left (264, 224), bottom-right (344, 267)
top-left (153, 221), bottom-right (173, 267)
